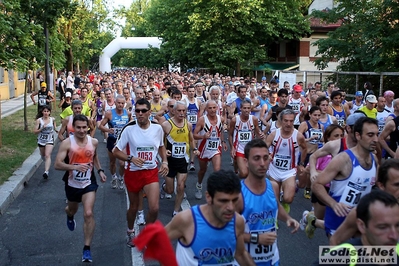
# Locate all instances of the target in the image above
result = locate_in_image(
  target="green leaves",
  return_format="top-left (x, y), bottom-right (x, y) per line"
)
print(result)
top-left (312, 0), bottom-right (399, 72)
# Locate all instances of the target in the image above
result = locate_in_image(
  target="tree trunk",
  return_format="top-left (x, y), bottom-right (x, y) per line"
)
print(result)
top-left (24, 69), bottom-right (29, 131)
top-left (236, 60), bottom-right (241, 77)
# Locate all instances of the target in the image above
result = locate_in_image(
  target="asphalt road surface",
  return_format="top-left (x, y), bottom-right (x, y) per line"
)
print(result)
top-left (0, 130), bottom-right (329, 266)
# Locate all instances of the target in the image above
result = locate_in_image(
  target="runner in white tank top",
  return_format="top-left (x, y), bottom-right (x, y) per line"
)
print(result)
top-left (266, 109), bottom-right (307, 209)
top-left (229, 99), bottom-right (264, 178)
top-left (193, 100), bottom-right (228, 200)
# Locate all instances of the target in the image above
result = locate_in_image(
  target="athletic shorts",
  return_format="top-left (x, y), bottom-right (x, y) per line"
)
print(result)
top-left (65, 182), bottom-right (98, 203)
top-left (124, 168), bottom-right (159, 193)
top-left (38, 142), bottom-right (54, 147)
top-left (167, 158), bottom-right (188, 178)
top-left (311, 186), bottom-right (330, 206)
top-left (106, 137), bottom-right (117, 152)
top-left (235, 152), bottom-right (245, 158)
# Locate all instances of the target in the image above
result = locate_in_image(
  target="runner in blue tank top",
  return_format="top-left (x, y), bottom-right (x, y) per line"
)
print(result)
top-left (236, 139), bottom-right (299, 265)
top-left (312, 117), bottom-right (378, 237)
top-left (165, 170), bottom-right (256, 265)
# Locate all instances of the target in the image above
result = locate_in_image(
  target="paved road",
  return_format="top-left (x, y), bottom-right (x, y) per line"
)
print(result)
top-left (0, 130), bottom-right (328, 266)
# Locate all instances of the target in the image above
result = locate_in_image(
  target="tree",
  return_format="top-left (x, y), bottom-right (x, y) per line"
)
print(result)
top-left (144, 0), bottom-right (310, 75)
top-left (312, 0), bottom-right (399, 72)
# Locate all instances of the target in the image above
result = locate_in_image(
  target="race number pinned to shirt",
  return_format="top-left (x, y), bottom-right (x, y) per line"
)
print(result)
top-left (72, 163), bottom-right (91, 182)
top-left (273, 154), bottom-right (291, 171)
top-left (248, 228), bottom-right (277, 263)
top-left (137, 146), bottom-right (155, 165)
top-left (238, 130), bottom-right (252, 144)
top-left (172, 142), bottom-right (186, 158)
top-left (340, 181), bottom-right (367, 207)
top-left (187, 114), bottom-right (197, 124)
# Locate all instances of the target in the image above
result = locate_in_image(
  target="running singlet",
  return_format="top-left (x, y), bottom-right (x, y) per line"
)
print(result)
top-left (288, 96), bottom-right (304, 126)
top-left (166, 118), bottom-right (190, 163)
top-left (304, 121), bottom-right (323, 145)
top-left (319, 115), bottom-right (333, 131)
top-left (68, 135), bottom-right (95, 189)
top-left (175, 205), bottom-right (237, 265)
top-left (151, 101), bottom-right (162, 121)
top-left (104, 100), bottom-right (116, 112)
top-left (268, 128), bottom-right (300, 179)
top-left (37, 90), bottom-right (49, 109)
top-left (241, 179), bottom-right (279, 265)
top-left (233, 115), bottom-right (255, 156)
top-left (197, 115), bottom-right (223, 159)
top-left (187, 100), bottom-right (200, 129)
top-left (331, 104), bottom-right (346, 127)
top-left (350, 100), bottom-right (363, 115)
top-left (115, 120), bottom-right (164, 172)
top-left (376, 109), bottom-right (390, 133)
top-left (107, 109), bottom-right (129, 139)
top-left (67, 115), bottom-right (75, 136)
top-left (37, 117), bottom-right (54, 145)
top-left (324, 149), bottom-right (376, 234)
top-left (96, 99), bottom-right (103, 122)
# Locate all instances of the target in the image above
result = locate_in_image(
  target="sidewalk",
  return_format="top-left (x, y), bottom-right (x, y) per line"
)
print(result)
top-left (1, 94), bottom-right (34, 118)
top-left (0, 94), bottom-right (41, 215)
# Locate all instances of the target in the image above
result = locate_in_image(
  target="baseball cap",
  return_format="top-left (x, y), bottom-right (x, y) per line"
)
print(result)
top-left (346, 112), bottom-right (366, 126)
top-left (366, 94), bottom-right (377, 103)
top-left (261, 76), bottom-right (267, 81)
top-left (40, 82), bottom-right (47, 88)
top-left (355, 91), bottom-right (363, 96)
top-left (233, 81), bottom-right (241, 86)
top-left (293, 85), bottom-right (302, 92)
top-left (65, 92), bottom-right (72, 98)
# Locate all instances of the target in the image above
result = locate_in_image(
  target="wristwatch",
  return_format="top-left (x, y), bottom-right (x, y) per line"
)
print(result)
top-left (298, 162), bottom-right (305, 167)
top-left (126, 155), bottom-right (133, 162)
top-left (250, 232), bottom-right (259, 244)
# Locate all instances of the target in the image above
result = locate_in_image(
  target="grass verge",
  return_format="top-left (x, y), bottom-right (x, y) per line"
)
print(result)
top-left (0, 101), bottom-right (61, 185)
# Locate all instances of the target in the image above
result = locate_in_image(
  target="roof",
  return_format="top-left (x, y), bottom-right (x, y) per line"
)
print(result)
top-left (254, 63), bottom-right (299, 71)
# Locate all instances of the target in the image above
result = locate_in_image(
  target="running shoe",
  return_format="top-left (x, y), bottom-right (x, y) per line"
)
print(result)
top-left (118, 178), bottom-right (124, 190)
top-left (82, 250), bottom-right (93, 262)
top-left (305, 211), bottom-right (317, 239)
top-left (136, 211), bottom-right (146, 225)
top-left (195, 183), bottom-right (202, 200)
top-left (304, 188), bottom-right (311, 199)
top-left (82, 250), bottom-right (92, 262)
top-left (281, 202), bottom-right (290, 214)
top-left (111, 177), bottom-right (118, 189)
top-left (43, 171), bottom-right (49, 179)
top-left (103, 138), bottom-right (107, 143)
top-left (126, 231), bottom-right (135, 248)
top-left (299, 210), bottom-right (309, 231)
top-left (189, 162), bottom-right (195, 171)
top-left (67, 216), bottom-right (76, 231)
top-left (183, 192), bottom-right (187, 199)
top-left (160, 181), bottom-right (166, 199)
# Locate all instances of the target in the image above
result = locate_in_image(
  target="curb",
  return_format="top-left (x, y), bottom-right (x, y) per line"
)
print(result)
top-left (0, 127), bottom-right (61, 216)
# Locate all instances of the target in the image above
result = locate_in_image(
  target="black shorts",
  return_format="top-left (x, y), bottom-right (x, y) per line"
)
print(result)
top-left (65, 182), bottom-right (98, 203)
top-left (106, 137), bottom-right (117, 152)
top-left (311, 186), bottom-right (330, 206)
top-left (167, 158), bottom-right (188, 178)
top-left (38, 142), bottom-right (54, 147)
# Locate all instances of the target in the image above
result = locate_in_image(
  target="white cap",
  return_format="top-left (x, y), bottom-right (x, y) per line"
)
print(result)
top-left (366, 94), bottom-right (377, 103)
top-left (65, 92), bottom-right (72, 97)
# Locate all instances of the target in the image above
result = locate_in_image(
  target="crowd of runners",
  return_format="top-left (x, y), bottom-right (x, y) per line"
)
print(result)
top-left (31, 68), bottom-right (399, 264)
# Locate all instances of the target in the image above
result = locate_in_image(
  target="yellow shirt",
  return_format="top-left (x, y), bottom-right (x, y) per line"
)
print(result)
top-left (60, 105), bottom-right (91, 119)
top-left (359, 106), bottom-right (377, 118)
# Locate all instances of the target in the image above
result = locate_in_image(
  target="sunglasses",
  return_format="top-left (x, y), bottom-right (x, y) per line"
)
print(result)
top-left (135, 109), bottom-right (149, 113)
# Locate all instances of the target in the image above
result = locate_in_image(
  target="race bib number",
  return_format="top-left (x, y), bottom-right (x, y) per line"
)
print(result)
top-left (137, 146), bottom-right (155, 165)
top-left (273, 154), bottom-right (291, 171)
top-left (172, 142), bottom-right (186, 158)
top-left (114, 128), bottom-right (122, 138)
top-left (188, 114), bottom-right (197, 123)
top-left (340, 181), bottom-right (367, 207)
top-left (248, 229), bottom-right (276, 263)
top-left (72, 164), bottom-right (91, 182)
top-left (238, 130), bottom-right (252, 144)
top-left (291, 102), bottom-right (301, 113)
top-left (39, 98), bottom-right (46, 106)
top-left (40, 134), bottom-right (49, 140)
top-left (207, 138), bottom-right (219, 151)
top-left (309, 129), bottom-right (323, 145)
top-left (378, 123), bottom-right (384, 133)
top-left (337, 119), bottom-right (345, 127)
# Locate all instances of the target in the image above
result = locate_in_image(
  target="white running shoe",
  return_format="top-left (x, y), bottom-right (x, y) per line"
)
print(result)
top-left (136, 211), bottom-right (146, 225)
top-left (195, 183), bottom-right (202, 199)
top-left (118, 178), bottom-right (124, 190)
top-left (300, 210), bottom-right (309, 231)
top-left (111, 177), bottom-right (118, 189)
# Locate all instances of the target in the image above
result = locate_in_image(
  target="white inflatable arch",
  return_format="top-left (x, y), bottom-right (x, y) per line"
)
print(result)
top-left (99, 37), bottom-right (162, 73)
